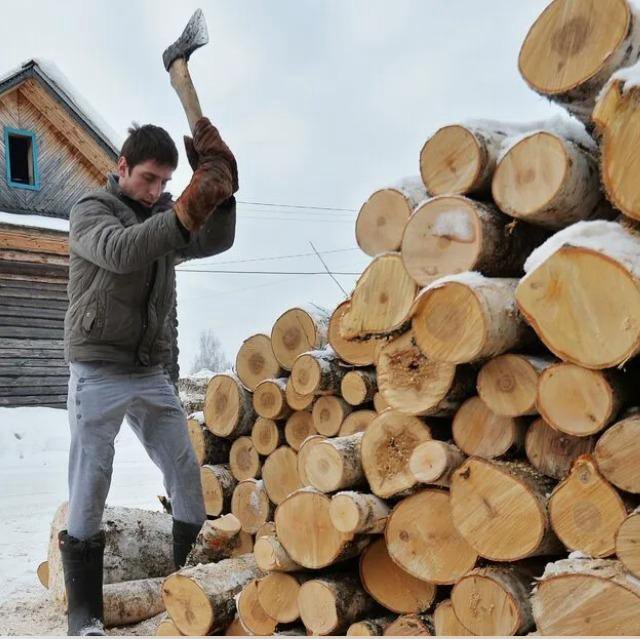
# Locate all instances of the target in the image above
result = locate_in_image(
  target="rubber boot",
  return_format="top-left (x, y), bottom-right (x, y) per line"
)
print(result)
top-left (172, 519), bottom-right (203, 569)
top-left (58, 530), bottom-right (105, 636)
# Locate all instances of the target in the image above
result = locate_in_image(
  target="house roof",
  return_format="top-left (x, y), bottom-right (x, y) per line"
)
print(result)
top-left (0, 58), bottom-right (120, 159)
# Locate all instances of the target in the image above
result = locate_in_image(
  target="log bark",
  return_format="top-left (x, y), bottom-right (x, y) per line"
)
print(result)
top-left (616, 509), bottom-right (640, 578)
top-left (185, 514), bottom-right (241, 566)
top-left (519, 0), bottom-right (640, 123)
top-left (262, 446), bottom-right (302, 505)
top-left (477, 353), bottom-right (554, 417)
top-left (156, 614), bottom-right (183, 636)
top-left (340, 253), bottom-right (417, 338)
top-left (253, 531), bottom-right (301, 572)
top-left (355, 177), bottom-right (427, 256)
top-left (329, 491), bottom-right (390, 534)
top-left (383, 614), bottom-right (434, 636)
top-left (361, 410), bottom-right (432, 498)
top-left (47, 502), bottom-right (174, 605)
top-left (275, 487), bottom-right (370, 569)
top-left (493, 131), bottom-right (611, 229)
top-left (409, 440), bottom-right (465, 486)
top-left (420, 122), bottom-right (507, 197)
top-left (204, 373), bottom-right (255, 438)
top-left (161, 554), bottom-right (263, 636)
top-left (271, 304), bottom-right (330, 371)
top-left (341, 369), bottom-right (377, 406)
top-left (290, 348), bottom-right (348, 396)
top-left (526, 417), bottom-right (596, 479)
top-left (237, 579), bottom-right (278, 636)
top-left (515, 221), bottom-right (640, 368)
top-left (284, 375), bottom-right (315, 411)
top-left (229, 436), bottom-right (261, 481)
top-left (375, 330), bottom-right (475, 417)
top-left (231, 479), bottom-right (274, 534)
top-left (433, 600), bottom-right (473, 636)
top-left (297, 574), bottom-right (377, 635)
top-left (531, 556), bottom-right (640, 635)
top-left (186, 414), bottom-right (232, 465)
top-left (401, 195), bottom-right (548, 286)
top-left (537, 362), bottom-right (629, 436)
top-left (256, 572), bottom-right (306, 624)
top-left (385, 489), bottom-right (478, 584)
top-left (359, 537), bottom-right (436, 614)
top-left (412, 275), bottom-right (534, 364)
top-left (312, 395), bottom-right (353, 436)
top-left (284, 409), bottom-right (317, 451)
top-left (452, 396), bottom-right (527, 459)
top-left (329, 300), bottom-right (390, 366)
top-left (201, 464), bottom-right (237, 517)
top-left (103, 577), bottom-right (165, 627)
top-left (253, 377), bottom-right (292, 421)
top-left (451, 566), bottom-right (535, 636)
top-left (251, 417), bottom-right (284, 456)
top-left (347, 615), bottom-right (395, 636)
top-left (450, 458), bottom-right (561, 561)
top-left (235, 333), bottom-right (283, 391)
top-left (339, 409), bottom-right (377, 436)
top-left (303, 432), bottom-right (365, 493)
top-left (548, 455), bottom-right (629, 557)
top-left (594, 414), bottom-right (640, 493)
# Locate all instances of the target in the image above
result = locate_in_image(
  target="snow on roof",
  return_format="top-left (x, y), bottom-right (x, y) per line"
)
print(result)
top-left (0, 211), bottom-right (68, 233)
top-left (0, 58), bottom-right (122, 153)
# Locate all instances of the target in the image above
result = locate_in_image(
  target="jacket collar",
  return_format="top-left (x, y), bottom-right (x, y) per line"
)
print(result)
top-left (106, 173), bottom-right (173, 212)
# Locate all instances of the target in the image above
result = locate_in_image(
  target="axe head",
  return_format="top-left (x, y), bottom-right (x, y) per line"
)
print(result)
top-left (162, 8), bottom-right (209, 71)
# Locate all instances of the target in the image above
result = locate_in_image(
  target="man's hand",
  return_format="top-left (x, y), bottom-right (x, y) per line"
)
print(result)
top-left (175, 117), bottom-right (239, 232)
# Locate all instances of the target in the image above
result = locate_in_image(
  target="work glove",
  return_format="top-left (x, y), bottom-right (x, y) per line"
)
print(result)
top-left (174, 117), bottom-right (238, 232)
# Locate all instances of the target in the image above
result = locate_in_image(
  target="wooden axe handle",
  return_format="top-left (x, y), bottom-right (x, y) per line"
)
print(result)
top-left (169, 58), bottom-right (203, 134)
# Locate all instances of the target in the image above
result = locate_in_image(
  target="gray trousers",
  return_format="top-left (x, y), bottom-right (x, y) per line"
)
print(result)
top-left (66, 361), bottom-right (206, 540)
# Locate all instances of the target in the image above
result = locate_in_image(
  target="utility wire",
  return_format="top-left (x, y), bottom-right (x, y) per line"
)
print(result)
top-left (176, 269), bottom-right (362, 275)
top-left (237, 199), bottom-right (357, 213)
top-left (309, 241), bottom-right (348, 297)
top-left (192, 247), bottom-right (359, 267)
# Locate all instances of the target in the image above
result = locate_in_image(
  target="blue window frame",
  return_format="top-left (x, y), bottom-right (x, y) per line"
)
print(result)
top-left (4, 127), bottom-right (40, 191)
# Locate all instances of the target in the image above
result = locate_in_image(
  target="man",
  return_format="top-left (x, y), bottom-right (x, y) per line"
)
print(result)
top-left (58, 117), bottom-right (237, 635)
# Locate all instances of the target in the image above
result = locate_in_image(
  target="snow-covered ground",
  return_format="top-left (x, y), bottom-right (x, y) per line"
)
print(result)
top-left (0, 406), bottom-right (167, 603)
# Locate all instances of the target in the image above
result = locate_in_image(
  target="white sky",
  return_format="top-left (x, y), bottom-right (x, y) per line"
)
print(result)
top-left (1, 0), bottom-right (563, 373)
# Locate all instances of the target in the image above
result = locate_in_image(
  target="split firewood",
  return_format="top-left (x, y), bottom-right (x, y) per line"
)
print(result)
top-left (412, 275), bottom-right (534, 364)
top-left (401, 195), bottom-right (547, 287)
top-left (235, 333), bottom-right (283, 391)
top-left (204, 373), bottom-right (255, 438)
top-left (476, 353), bottom-right (554, 417)
top-left (161, 554), bottom-right (263, 636)
top-left (531, 557), bottom-right (640, 635)
top-left (271, 305), bottom-right (330, 371)
top-left (231, 479), bottom-right (273, 534)
top-left (548, 456), bottom-right (629, 557)
top-left (519, 0), bottom-right (640, 123)
top-left (450, 458), bottom-right (562, 561)
top-left (200, 464), bottom-right (237, 517)
top-left (536, 362), bottom-right (629, 436)
top-left (359, 538), bottom-right (436, 614)
top-left (385, 489), bottom-right (478, 584)
top-left (297, 574), bottom-right (377, 636)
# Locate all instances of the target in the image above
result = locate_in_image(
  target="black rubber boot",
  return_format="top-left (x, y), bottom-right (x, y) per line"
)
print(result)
top-left (58, 530), bottom-right (106, 636)
top-left (172, 519), bottom-right (203, 569)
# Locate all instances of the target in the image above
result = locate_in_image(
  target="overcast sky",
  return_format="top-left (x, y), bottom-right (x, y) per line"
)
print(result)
top-left (2, 1), bottom-right (562, 373)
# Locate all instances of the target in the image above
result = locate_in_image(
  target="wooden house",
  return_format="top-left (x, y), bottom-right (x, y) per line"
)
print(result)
top-left (0, 59), bottom-right (119, 407)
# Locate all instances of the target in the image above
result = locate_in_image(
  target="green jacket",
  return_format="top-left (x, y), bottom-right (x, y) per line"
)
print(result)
top-left (64, 173), bottom-right (235, 371)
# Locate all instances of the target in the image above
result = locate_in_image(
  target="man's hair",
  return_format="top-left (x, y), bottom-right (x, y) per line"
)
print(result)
top-left (120, 123), bottom-right (178, 171)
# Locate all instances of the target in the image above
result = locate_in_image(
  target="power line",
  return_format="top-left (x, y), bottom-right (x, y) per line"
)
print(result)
top-left (237, 199), bottom-right (357, 213)
top-left (176, 269), bottom-right (362, 275)
top-left (193, 247), bottom-right (359, 266)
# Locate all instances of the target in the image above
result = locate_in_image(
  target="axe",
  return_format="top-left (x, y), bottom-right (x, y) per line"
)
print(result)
top-left (162, 9), bottom-right (209, 133)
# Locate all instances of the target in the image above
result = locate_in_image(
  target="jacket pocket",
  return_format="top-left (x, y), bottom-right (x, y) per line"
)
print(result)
top-left (80, 295), bottom-right (100, 336)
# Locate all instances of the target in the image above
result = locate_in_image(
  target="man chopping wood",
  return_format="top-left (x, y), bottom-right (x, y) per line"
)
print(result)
top-left (58, 115), bottom-right (237, 635)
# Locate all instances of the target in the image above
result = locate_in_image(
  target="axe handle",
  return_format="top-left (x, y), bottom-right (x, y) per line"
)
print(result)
top-left (169, 58), bottom-right (203, 134)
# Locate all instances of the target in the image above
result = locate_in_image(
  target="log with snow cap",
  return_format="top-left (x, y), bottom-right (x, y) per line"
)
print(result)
top-left (515, 220), bottom-right (640, 369)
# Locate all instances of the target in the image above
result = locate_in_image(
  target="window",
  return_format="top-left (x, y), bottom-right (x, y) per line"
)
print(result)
top-left (4, 127), bottom-right (40, 191)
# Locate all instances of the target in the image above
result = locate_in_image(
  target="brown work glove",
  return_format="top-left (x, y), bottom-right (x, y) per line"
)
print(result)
top-left (175, 117), bottom-right (238, 232)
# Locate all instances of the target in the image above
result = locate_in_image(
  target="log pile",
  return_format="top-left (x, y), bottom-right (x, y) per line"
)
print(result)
top-left (40, 1), bottom-right (640, 635)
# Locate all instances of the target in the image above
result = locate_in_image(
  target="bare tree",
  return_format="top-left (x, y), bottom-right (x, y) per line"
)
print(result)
top-left (190, 329), bottom-right (231, 374)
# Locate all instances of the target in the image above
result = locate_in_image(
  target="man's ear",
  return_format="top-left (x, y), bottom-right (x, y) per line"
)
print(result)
top-left (117, 156), bottom-right (128, 178)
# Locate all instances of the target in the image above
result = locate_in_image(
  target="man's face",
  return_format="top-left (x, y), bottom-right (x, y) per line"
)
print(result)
top-left (117, 157), bottom-right (175, 208)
